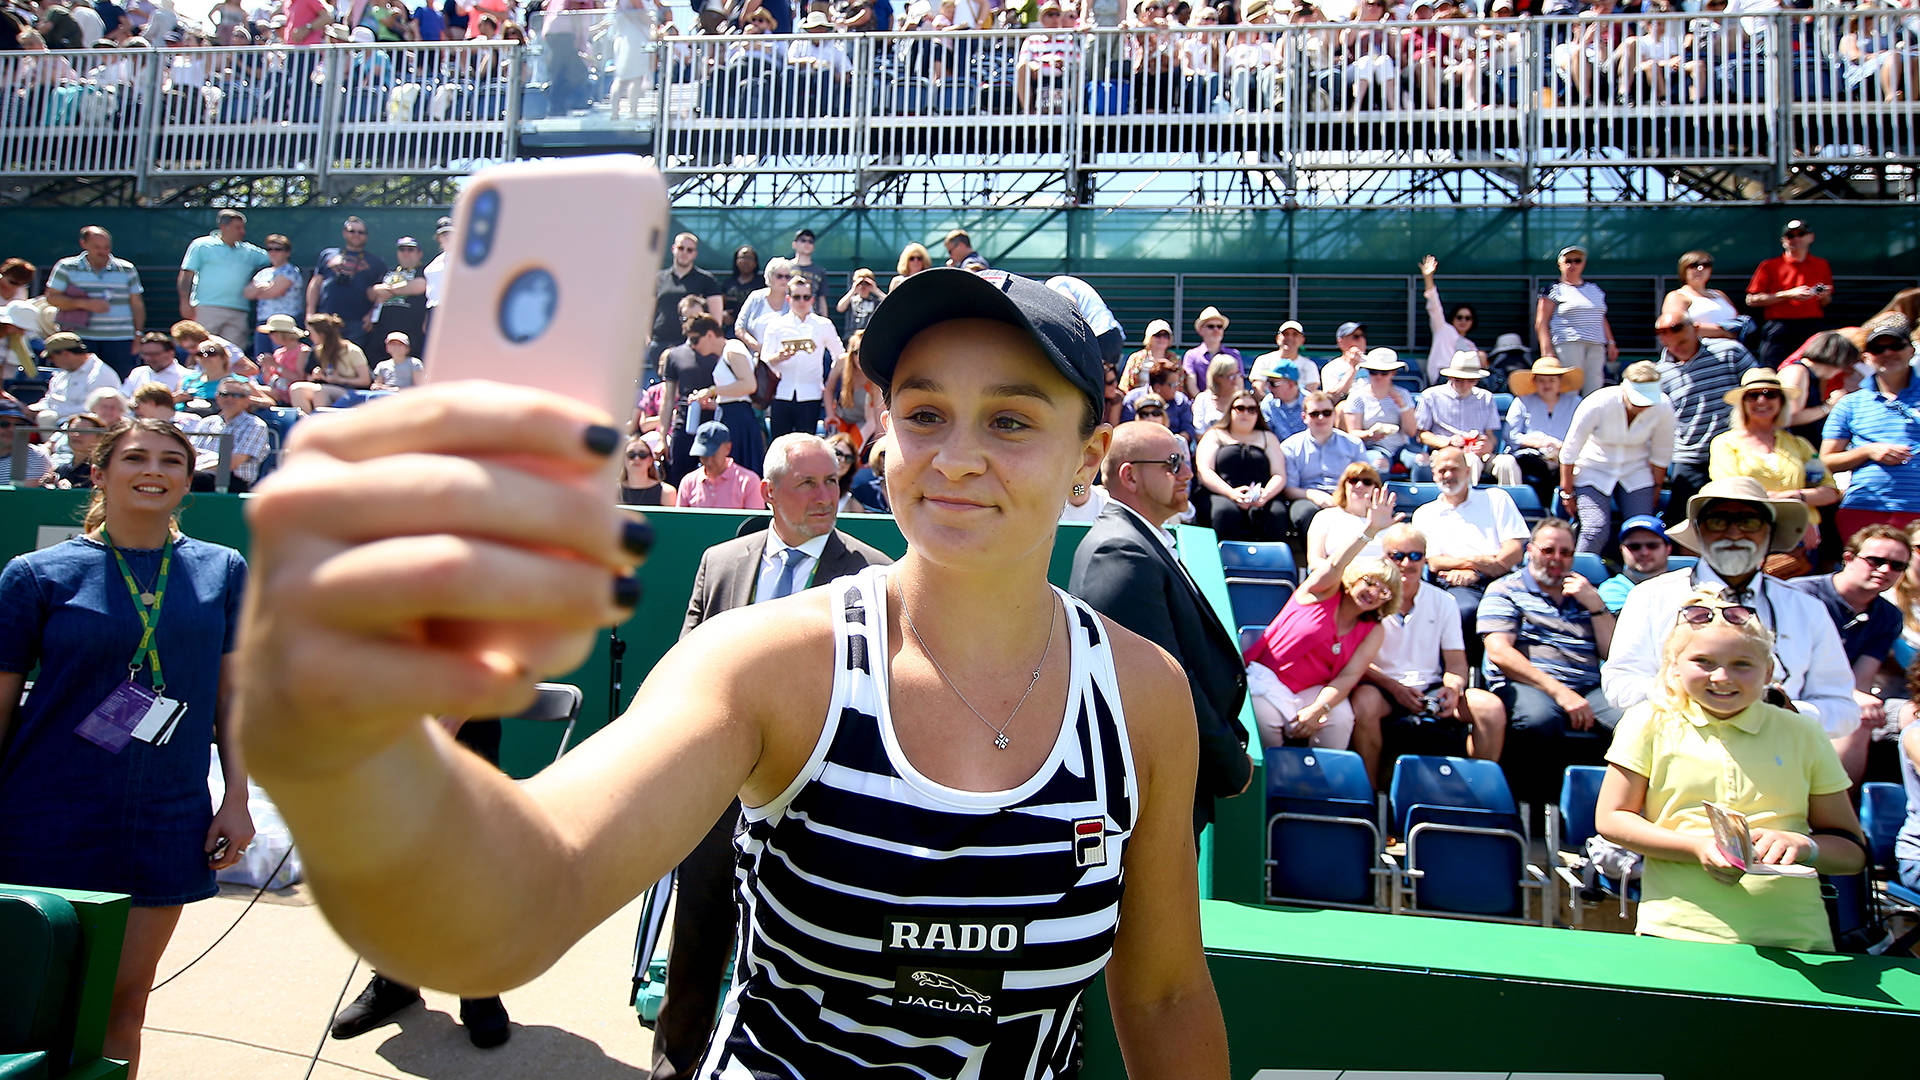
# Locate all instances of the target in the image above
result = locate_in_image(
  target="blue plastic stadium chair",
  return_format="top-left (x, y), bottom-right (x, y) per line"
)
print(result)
top-left (1861, 782), bottom-right (1905, 874)
top-left (1219, 541), bottom-right (1298, 584)
top-left (1389, 756), bottom-right (1548, 924)
top-left (1570, 553), bottom-right (1609, 586)
top-left (1238, 625), bottom-right (1264, 655)
top-left (1227, 580), bottom-right (1290, 631)
top-left (1498, 485), bottom-right (1543, 522)
top-left (1386, 481), bottom-right (1442, 512)
top-left (1667, 555), bottom-right (1698, 572)
top-left (1264, 747), bottom-right (1389, 910)
top-left (1492, 392), bottom-right (1514, 418)
top-left (1548, 765), bottom-right (1638, 925)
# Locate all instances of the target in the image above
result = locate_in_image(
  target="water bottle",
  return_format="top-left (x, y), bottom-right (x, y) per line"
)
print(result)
top-left (686, 398), bottom-right (702, 434)
top-left (815, 419), bottom-right (828, 438)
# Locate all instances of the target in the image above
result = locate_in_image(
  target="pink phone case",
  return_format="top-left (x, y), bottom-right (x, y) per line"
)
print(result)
top-left (425, 156), bottom-right (668, 436)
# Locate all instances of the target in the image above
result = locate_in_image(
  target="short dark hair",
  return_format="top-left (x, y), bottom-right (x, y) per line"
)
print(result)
top-left (139, 330), bottom-right (175, 348)
top-left (684, 315), bottom-right (721, 340)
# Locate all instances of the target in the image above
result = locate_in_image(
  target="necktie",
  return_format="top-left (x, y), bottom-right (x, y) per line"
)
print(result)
top-left (769, 546), bottom-right (806, 602)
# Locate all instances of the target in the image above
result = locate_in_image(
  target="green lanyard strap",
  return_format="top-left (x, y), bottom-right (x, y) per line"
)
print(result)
top-left (102, 530), bottom-right (173, 694)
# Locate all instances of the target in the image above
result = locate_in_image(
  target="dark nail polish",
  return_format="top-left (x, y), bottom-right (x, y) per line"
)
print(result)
top-left (622, 519), bottom-right (654, 558)
top-left (584, 424), bottom-right (622, 456)
top-left (613, 575), bottom-right (642, 611)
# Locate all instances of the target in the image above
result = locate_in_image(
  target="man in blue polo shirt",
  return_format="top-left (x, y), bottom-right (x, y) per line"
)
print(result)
top-left (1821, 312), bottom-right (1920, 535)
top-left (1465, 517), bottom-right (1619, 794)
top-left (178, 209), bottom-right (270, 348)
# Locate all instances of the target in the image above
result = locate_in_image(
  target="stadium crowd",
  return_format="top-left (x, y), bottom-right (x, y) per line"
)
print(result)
top-left (3, 0), bottom-right (1918, 131)
top-left (1, 213), bottom-right (1918, 1077)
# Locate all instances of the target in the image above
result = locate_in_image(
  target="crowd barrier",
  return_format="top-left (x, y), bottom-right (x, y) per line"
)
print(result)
top-left (0, 10), bottom-right (1914, 203)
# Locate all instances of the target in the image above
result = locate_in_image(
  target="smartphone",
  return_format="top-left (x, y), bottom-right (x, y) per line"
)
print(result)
top-left (425, 156), bottom-right (669, 469)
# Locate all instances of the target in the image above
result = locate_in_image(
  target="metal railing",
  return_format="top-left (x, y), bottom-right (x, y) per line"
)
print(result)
top-left (1, 10), bottom-right (1914, 206)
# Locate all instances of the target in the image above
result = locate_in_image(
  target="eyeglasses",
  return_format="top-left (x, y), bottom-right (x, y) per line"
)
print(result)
top-left (344, 228), bottom-right (367, 236)
top-left (1688, 261), bottom-right (1712, 269)
top-left (1230, 405), bottom-right (1257, 414)
top-left (909, 255), bottom-right (927, 262)
top-left (1678, 604), bottom-right (1758, 627)
top-left (1622, 539), bottom-right (1666, 552)
top-left (266, 245), bottom-right (290, 252)
top-left (770, 272), bottom-right (791, 280)
top-left (1201, 323), bottom-right (1225, 332)
top-left (1385, 550), bottom-right (1425, 563)
top-left (1865, 339), bottom-right (1911, 355)
top-left (1128, 453), bottom-right (1189, 472)
top-left (216, 390), bottom-right (250, 399)
top-left (1306, 408), bottom-right (1334, 418)
top-left (1698, 512), bottom-right (1768, 533)
top-left (1859, 554), bottom-right (1912, 574)
top-left (1743, 389), bottom-right (1783, 401)
top-left (1533, 546), bottom-right (1576, 557)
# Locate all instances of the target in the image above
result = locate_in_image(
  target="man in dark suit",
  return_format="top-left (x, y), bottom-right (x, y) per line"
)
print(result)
top-left (652, 432), bottom-right (891, 1080)
top-left (1070, 421), bottom-right (1254, 840)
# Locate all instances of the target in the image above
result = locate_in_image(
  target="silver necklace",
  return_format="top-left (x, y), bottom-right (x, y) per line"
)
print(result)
top-left (901, 593), bottom-right (1057, 750)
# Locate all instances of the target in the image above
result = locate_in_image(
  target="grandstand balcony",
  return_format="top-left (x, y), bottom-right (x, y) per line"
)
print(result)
top-left (0, 8), bottom-right (1914, 209)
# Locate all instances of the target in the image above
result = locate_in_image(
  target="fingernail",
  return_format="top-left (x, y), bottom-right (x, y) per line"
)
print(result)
top-left (584, 424), bottom-right (622, 456)
top-left (621, 518), bottom-right (654, 558)
top-left (613, 574), bottom-right (642, 611)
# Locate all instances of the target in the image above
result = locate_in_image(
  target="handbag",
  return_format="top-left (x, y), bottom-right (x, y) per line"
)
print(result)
top-left (750, 358), bottom-right (779, 410)
top-left (54, 285), bottom-right (91, 330)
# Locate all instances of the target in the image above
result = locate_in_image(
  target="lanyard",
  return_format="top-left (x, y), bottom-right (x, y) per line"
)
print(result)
top-left (102, 530), bottom-right (173, 694)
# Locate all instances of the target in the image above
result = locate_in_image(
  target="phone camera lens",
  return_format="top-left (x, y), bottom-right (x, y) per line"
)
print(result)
top-left (499, 268), bottom-right (558, 345)
top-left (465, 188), bottom-right (500, 267)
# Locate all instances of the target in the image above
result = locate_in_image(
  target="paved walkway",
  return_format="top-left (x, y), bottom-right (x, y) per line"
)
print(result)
top-left (142, 883), bottom-right (657, 1080)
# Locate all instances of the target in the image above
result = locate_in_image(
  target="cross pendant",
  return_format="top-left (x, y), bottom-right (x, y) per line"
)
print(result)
top-left (994, 733), bottom-right (1010, 750)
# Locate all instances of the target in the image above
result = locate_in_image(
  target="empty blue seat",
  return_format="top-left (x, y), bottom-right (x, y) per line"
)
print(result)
top-left (1386, 481), bottom-right (1442, 512)
top-left (1227, 580), bottom-right (1291, 632)
top-left (1549, 765), bottom-right (1638, 924)
top-left (1667, 555), bottom-right (1697, 572)
top-left (1219, 541), bottom-right (1298, 583)
top-left (1389, 755), bottom-right (1548, 924)
top-left (1570, 552), bottom-right (1609, 585)
top-left (1497, 484), bottom-right (1544, 522)
top-left (1265, 747), bottom-right (1388, 909)
top-left (1238, 624), bottom-right (1264, 655)
top-left (1492, 392), bottom-right (1513, 417)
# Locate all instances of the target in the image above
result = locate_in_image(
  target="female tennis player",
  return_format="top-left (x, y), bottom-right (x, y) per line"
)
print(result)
top-left (240, 268), bottom-right (1229, 1077)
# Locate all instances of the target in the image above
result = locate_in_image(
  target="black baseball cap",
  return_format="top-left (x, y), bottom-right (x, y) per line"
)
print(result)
top-left (860, 268), bottom-right (1103, 421)
top-left (1781, 219), bottom-right (1811, 236)
top-left (794, 228), bottom-right (816, 242)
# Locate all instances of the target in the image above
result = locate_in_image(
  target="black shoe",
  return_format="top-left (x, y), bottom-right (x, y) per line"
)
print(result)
top-left (330, 974), bottom-right (422, 1040)
top-left (460, 995), bottom-right (511, 1049)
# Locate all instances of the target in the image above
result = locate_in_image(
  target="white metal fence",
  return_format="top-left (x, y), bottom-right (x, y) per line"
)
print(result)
top-left (1, 10), bottom-right (1914, 204)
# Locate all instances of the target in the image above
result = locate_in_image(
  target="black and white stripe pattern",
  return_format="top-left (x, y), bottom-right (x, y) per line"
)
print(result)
top-left (700, 566), bottom-right (1137, 1080)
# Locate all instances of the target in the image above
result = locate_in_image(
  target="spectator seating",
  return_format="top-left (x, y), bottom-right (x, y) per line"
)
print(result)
top-left (1238, 625), bottom-right (1264, 656)
top-left (1571, 553), bottom-right (1609, 586)
top-left (1386, 481), bottom-right (1443, 513)
top-left (1547, 765), bottom-right (1637, 926)
top-left (1667, 556), bottom-right (1698, 572)
top-left (1226, 579), bottom-right (1290, 633)
top-left (1218, 541), bottom-right (1298, 586)
top-left (1264, 746), bottom-right (1392, 911)
top-left (1496, 484), bottom-right (1543, 523)
top-left (1389, 755), bottom-right (1551, 925)
top-left (0, 885), bottom-right (127, 1080)
top-left (1860, 782), bottom-right (1920, 910)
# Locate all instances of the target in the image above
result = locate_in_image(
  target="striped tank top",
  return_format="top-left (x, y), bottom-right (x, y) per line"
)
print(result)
top-left (700, 565), bottom-right (1138, 1080)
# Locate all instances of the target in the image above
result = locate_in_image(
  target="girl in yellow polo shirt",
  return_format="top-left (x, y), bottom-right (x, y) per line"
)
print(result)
top-left (1597, 590), bottom-right (1866, 952)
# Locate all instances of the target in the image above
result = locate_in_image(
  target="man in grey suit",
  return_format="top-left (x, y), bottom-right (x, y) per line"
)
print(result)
top-left (652, 432), bottom-right (891, 1080)
top-left (1070, 421), bottom-right (1254, 841)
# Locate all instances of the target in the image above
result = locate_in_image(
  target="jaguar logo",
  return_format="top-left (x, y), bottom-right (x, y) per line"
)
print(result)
top-left (912, 971), bottom-right (989, 1002)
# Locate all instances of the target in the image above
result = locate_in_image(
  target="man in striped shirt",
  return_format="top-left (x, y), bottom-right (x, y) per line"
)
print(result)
top-left (44, 226), bottom-right (145, 380)
top-left (1655, 313), bottom-right (1758, 525)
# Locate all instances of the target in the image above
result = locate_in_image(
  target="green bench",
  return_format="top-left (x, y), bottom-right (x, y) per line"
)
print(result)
top-left (0, 886), bottom-right (131, 1080)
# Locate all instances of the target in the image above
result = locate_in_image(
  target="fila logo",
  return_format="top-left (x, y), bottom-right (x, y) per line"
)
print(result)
top-left (1074, 817), bottom-right (1107, 867)
top-left (887, 920), bottom-right (1022, 954)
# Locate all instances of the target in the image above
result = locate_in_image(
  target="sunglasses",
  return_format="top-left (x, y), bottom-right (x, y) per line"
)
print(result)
top-left (1859, 554), bottom-right (1912, 574)
top-left (1688, 261), bottom-right (1712, 269)
top-left (626, 449), bottom-right (652, 460)
top-left (1678, 604), bottom-right (1757, 627)
top-left (1562, 256), bottom-right (1585, 264)
top-left (1743, 389), bottom-right (1782, 401)
top-left (266, 245), bottom-right (290, 252)
top-left (1306, 409), bottom-right (1334, 418)
top-left (1201, 323), bottom-right (1225, 332)
top-left (1348, 477), bottom-right (1378, 487)
top-left (909, 255), bottom-right (927, 262)
top-left (1385, 550), bottom-right (1425, 563)
top-left (1699, 512), bottom-right (1768, 533)
top-left (1230, 405), bottom-right (1257, 414)
top-left (216, 390), bottom-right (251, 399)
top-left (1128, 453), bottom-right (1189, 471)
top-left (1865, 339), bottom-right (1911, 355)
top-left (1622, 539), bottom-right (1666, 551)
top-left (790, 294), bottom-right (814, 301)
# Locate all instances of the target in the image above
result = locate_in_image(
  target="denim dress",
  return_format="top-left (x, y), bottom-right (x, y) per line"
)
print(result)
top-left (0, 535), bottom-right (247, 906)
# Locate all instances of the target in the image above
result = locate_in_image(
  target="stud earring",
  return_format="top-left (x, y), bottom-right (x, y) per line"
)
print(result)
top-left (1072, 483), bottom-right (1088, 497)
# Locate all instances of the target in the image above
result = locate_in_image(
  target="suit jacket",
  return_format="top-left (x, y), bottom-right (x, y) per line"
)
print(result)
top-left (1069, 502), bottom-right (1252, 830)
top-left (682, 527), bottom-right (893, 636)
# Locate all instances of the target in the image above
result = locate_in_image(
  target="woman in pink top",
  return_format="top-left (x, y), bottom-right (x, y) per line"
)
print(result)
top-left (1244, 489), bottom-right (1400, 750)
